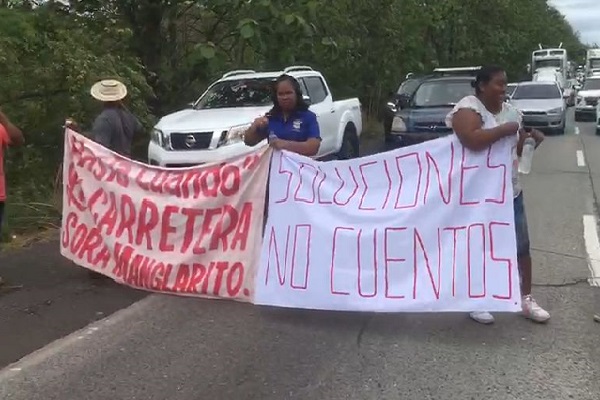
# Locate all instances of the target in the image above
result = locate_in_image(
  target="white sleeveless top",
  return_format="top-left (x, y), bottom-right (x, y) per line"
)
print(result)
top-left (445, 95), bottom-right (522, 198)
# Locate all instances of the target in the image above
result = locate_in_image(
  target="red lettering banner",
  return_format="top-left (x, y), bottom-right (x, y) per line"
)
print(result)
top-left (60, 129), bottom-right (271, 302)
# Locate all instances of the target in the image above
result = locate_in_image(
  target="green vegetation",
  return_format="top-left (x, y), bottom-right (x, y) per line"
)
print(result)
top-left (0, 0), bottom-right (586, 242)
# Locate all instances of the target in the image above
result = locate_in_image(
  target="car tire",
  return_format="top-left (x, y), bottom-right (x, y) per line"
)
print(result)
top-left (337, 124), bottom-right (360, 160)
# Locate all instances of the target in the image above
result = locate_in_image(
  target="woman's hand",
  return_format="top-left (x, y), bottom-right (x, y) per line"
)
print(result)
top-left (518, 128), bottom-right (544, 148)
top-left (498, 121), bottom-right (520, 137)
top-left (65, 118), bottom-right (81, 132)
top-left (252, 116), bottom-right (269, 130)
top-left (530, 128), bottom-right (545, 147)
top-left (244, 116), bottom-right (269, 146)
top-left (269, 138), bottom-right (284, 150)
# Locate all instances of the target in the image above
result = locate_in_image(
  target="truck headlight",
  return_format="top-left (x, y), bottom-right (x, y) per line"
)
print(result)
top-left (391, 116), bottom-right (407, 133)
top-left (547, 107), bottom-right (562, 115)
top-left (151, 129), bottom-right (163, 146)
top-left (151, 129), bottom-right (171, 150)
top-left (218, 124), bottom-right (250, 147)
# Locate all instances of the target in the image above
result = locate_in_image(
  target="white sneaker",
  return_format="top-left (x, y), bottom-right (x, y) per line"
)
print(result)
top-left (522, 295), bottom-right (550, 323)
top-left (469, 311), bottom-right (495, 324)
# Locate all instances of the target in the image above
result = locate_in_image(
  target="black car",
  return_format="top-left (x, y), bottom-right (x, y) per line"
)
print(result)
top-left (384, 67), bottom-right (482, 142)
top-left (386, 75), bottom-right (476, 148)
top-left (383, 75), bottom-right (427, 141)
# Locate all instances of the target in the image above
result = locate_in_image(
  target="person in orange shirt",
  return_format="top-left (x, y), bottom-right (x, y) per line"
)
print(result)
top-left (0, 109), bottom-right (24, 286)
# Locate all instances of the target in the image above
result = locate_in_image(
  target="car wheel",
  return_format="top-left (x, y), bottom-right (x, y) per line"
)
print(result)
top-left (337, 124), bottom-right (360, 160)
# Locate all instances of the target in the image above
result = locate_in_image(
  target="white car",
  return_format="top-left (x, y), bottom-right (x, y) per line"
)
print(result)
top-left (589, 68), bottom-right (600, 77)
top-left (148, 66), bottom-right (362, 167)
top-left (575, 76), bottom-right (600, 122)
top-left (510, 81), bottom-right (567, 135)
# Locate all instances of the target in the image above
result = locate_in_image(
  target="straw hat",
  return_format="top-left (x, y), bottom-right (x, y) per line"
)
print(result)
top-left (90, 79), bottom-right (128, 102)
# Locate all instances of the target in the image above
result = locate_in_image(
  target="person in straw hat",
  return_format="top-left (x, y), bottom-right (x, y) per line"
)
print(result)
top-left (87, 79), bottom-right (144, 157)
top-left (69, 79), bottom-right (144, 281)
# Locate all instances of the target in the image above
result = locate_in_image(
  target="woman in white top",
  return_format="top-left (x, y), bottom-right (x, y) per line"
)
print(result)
top-left (446, 65), bottom-right (550, 325)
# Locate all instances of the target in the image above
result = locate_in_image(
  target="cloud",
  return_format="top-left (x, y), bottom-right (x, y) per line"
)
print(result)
top-left (549, 0), bottom-right (600, 44)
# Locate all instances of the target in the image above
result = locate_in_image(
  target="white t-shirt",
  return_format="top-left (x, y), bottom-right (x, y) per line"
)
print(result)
top-left (445, 95), bottom-right (522, 198)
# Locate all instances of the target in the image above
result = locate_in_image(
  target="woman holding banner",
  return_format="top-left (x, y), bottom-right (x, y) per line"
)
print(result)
top-left (244, 74), bottom-right (322, 234)
top-left (244, 74), bottom-right (321, 156)
top-left (446, 65), bottom-right (550, 325)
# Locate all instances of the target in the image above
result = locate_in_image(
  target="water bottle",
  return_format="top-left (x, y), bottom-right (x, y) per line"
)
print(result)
top-left (518, 137), bottom-right (536, 174)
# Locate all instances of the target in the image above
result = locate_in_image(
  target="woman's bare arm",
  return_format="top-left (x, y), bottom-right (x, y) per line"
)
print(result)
top-left (244, 117), bottom-right (269, 146)
top-left (276, 138), bottom-right (320, 157)
top-left (452, 109), bottom-right (517, 151)
top-left (244, 124), bottom-right (265, 146)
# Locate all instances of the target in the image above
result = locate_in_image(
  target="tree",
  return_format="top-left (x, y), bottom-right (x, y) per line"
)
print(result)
top-left (0, 0), bottom-right (586, 239)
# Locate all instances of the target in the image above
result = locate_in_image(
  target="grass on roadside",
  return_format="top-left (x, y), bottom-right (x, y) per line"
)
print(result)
top-left (361, 112), bottom-right (384, 141)
top-left (1, 165), bottom-right (62, 249)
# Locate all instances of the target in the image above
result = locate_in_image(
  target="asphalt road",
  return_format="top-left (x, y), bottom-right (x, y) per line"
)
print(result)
top-left (1, 111), bottom-right (600, 399)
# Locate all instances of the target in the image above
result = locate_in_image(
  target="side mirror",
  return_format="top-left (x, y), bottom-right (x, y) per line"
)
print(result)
top-left (526, 63), bottom-right (531, 73)
top-left (398, 96), bottom-right (410, 109)
top-left (405, 72), bottom-right (414, 80)
top-left (386, 101), bottom-right (397, 113)
top-left (302, 95), bottom-right (311, 105)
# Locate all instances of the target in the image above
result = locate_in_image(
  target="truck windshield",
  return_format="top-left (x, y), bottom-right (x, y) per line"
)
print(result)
top-left (507, 84), bottom-right (517, 97)
top-left (583, 79), bottom-right (600, 90)
top-left (195, 78), bottom-right (275, 109)
top-left (534, 59), bottom-right (562, 70)
top-left (412, 80), bottom-right (474, 107)
top-left (397, 79), bottom-right (421, 96)
top-left (512, 84), bottom-right (561, 99)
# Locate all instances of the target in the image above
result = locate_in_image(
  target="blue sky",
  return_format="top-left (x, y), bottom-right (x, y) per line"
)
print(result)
top-left (549, 0), bottom-right (600, 45)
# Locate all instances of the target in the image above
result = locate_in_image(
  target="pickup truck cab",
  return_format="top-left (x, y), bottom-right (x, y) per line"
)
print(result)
top-left (387, 67), bottom-right (478, 147)
top-left (148, 66), bottom-right (362, 167)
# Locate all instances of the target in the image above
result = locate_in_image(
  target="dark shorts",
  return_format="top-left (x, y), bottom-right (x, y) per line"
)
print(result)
top-left (514, 192), bottom-right (530, 257)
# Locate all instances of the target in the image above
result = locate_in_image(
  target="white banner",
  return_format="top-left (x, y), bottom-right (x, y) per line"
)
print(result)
top-left (60, 129), bottom-right (271, 302)
top-left (255, 135), bottom-right (521, 312)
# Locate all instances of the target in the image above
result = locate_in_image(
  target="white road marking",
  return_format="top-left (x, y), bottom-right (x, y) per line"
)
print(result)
top-left (583, 215), bottom-right (600, 287)
top-left (0, 295), bottom-right (160, 379)
top-left (575, 126), bottom-right (580, 135)
top-left (576, 150), bottom-right (586, 167)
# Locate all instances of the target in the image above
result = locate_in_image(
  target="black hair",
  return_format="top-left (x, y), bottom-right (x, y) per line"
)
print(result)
top-left (472, 65), bottom-right (505, 94)
top-left (267, 74), bottom-right (309, 116)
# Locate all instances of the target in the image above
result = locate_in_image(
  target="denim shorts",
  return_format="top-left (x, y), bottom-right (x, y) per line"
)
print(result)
top-left (514, 192), bottom-right (530, 257)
